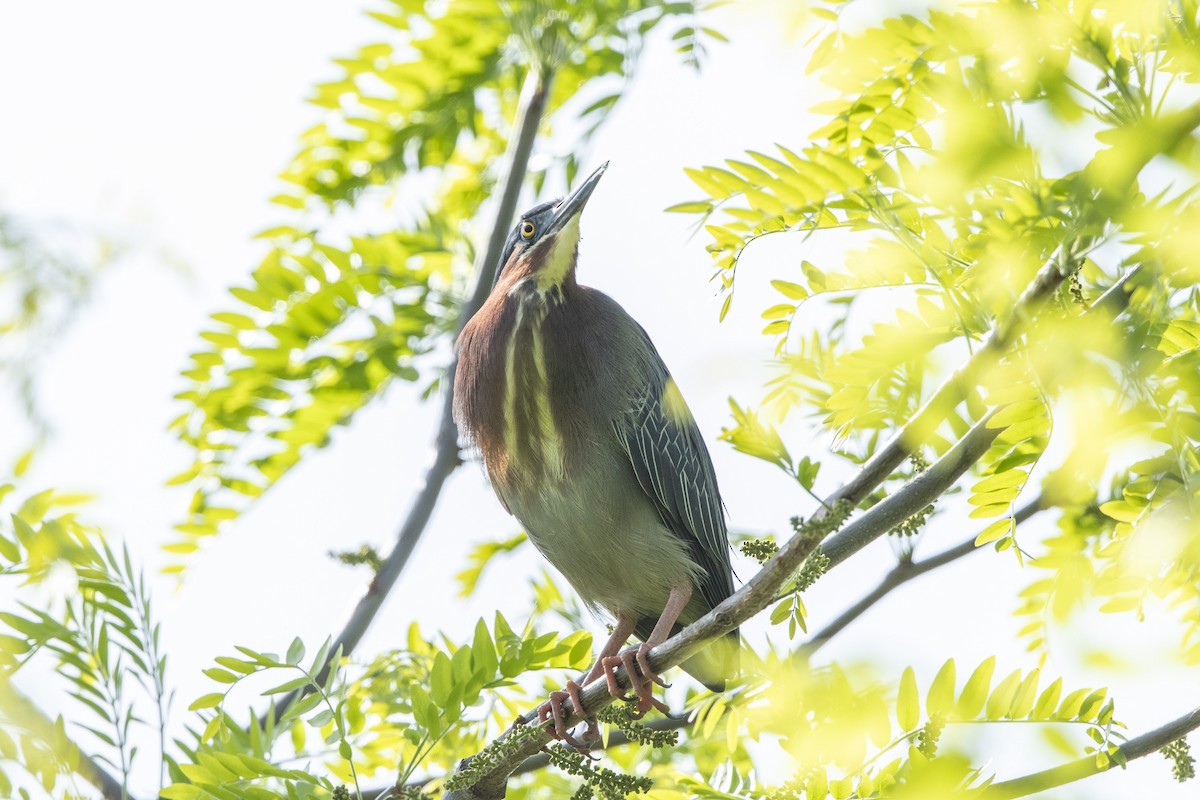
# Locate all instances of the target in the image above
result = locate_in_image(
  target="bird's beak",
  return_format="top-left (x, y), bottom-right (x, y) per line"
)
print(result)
top-left (545, 162), bottom-right (608, 237)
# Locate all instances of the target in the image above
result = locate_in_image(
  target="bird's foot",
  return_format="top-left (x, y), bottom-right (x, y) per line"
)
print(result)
top-left (601, 644), bottom-right (671, 717)
top-left (535, 679), bottom-right (599, 751)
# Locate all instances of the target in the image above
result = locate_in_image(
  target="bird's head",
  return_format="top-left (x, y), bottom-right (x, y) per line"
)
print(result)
top-left (492, 161), bottom-right (608, 295)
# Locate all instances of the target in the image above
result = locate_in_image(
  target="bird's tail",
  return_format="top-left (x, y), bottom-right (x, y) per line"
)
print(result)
top-left (678, 629), bottom-right (740, 693)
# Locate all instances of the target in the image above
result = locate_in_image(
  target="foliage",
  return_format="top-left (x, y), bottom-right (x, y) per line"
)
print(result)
top-left (0, 474), bottom-right (169, 798)
top-left (3, 0), bottom-right (1200, 799)
top-left (666, 0), bottom-right (1200, 795)
top-left (165, 619), bottom-right (591, 799)
top-left (681, 654), bottom-right (1123, 798)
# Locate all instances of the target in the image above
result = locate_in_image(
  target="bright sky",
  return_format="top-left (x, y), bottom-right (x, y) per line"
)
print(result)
top-left (0, 1), bottom-right (1194, 798)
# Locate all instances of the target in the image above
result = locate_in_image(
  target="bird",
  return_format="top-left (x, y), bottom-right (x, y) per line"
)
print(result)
top-left (453, 162), bottom-right (738, 744)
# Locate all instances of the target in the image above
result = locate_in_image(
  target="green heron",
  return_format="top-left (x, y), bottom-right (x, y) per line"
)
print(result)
top-left (454, 162), bottom-right (737, 743)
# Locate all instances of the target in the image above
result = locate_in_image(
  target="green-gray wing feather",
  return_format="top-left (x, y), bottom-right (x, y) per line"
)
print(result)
top-left (614, 361), bottom-right (735, 617)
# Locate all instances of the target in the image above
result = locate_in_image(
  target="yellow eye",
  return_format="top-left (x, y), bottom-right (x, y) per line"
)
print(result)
top-left (520, 221), bottom-right (536, 239)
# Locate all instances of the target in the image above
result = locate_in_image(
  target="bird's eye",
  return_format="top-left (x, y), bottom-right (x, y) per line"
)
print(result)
top-left (520, 221), bottom-right (536, 239)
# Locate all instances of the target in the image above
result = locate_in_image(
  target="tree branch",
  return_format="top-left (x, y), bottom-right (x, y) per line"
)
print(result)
top-left (440, 257), bottom-right (1141, 799)
top-left (0, 682), bottom-right (127, 800)
top-left (802, 495), bottom-right (1046, 656)
top-left (270, 66), bottom-right (553, 719)
top-left (986, 705), bottom-right (1200, 798)
top-left (816, 260), bottom-right (1139, 580)
top-left (364, 717), bottom-right (690, 799)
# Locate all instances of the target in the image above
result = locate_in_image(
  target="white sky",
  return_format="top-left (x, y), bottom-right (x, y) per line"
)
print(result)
top-left (0, 1), bottom-right (1195, 798)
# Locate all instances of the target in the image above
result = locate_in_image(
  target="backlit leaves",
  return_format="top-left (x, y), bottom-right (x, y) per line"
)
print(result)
top-left (0, 479), bottom-right (169, 796)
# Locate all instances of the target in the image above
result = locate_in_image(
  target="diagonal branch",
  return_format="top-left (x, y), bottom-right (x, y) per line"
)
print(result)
top-left (441, 258), bottom-right (1142, 799)
top-left (818, 260), bottom-right (1140, 573)
top-left (364, 717), bottom-right (690, 799)
top-left (802, 495), bottom-right (1046, 656)
top-left (986, 705), bottom-right (1200, 798)
top-left (816, 242), bottom-right (1080, 518)
top-left (270, 66), bottom-right (553, 719)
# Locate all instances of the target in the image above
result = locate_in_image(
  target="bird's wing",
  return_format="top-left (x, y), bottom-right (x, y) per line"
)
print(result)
top-left (613, 356), bottom-right (735, 614)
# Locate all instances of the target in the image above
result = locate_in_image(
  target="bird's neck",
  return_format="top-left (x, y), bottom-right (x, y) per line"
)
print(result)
top-left (501, 269), bottom-right (577, 310)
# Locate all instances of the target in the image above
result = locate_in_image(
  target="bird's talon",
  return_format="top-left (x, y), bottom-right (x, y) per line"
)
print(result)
top-left (561, 730), bottom-right (589, 751)
top-left (537, 680), bottom-right (602, 750)
top-left (601, 655), bottom-right (625, 699)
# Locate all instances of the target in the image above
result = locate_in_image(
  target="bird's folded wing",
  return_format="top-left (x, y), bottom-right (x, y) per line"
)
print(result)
top-left (614, 366), bottom-right (735, 613)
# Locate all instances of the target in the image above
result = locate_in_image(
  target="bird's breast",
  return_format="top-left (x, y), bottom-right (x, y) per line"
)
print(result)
top-left (455, 286), bottom-right (638, 502)
top-left (496, 301), bottom-right (568, 485)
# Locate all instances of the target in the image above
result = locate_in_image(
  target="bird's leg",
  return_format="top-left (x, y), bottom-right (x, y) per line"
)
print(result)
top-left (535, 613), bottom-right (637, 748)
top-left (583, 612), bottom-right (639, 686)
top-left (603, 584), bottom-right (692, 716)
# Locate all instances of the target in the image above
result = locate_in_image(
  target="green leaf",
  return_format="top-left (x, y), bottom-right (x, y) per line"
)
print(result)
top-left (1099, 500), bottom-right (1142, 523)
top-left (1008, 669), bottom-right (1040, 719)
top-left (286, 637), bottom-right (305, 666)
top-left (202, 668), bottom-right (239, 685)
top-left (471, 619), bottom-right (497, 678)
top-left (926, 659), bottom-right (956, 717)
top-left (975, 518), bottom-right (1013, 546)
top-left (1033, 677), bottom-right (1063, 720)
top-left (0, 535), bottom-right (18, 563)
top-left (214, 656), bottom-right (257, 676)
top-left (188, 693), bottom-right (224, 711)
top-left (1077, 689), bottom-right (1108, 722)
top-left (12, 449), bottom-right (34, 478)
top-left (1054, 688), bottom-right (1091, 720)
top-left (957, 657), bottom-right (995, 718)
top-left (985, 669), bottom-right (1022, 720)
top-left (429, 651), bottom-right (453, 707)
top-left (771, 280), bottom-right (809, 300)
top-left (897, 666), bottom-right (919, 731)
top-left (664, 201), bottom-right (713, 214)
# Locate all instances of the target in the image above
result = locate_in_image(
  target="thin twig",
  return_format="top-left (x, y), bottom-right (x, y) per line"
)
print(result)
top-left (803, 496), bottom-right (1045, 656)
top-left (986, 705), bottom-right (1200, 798)
top-left (269, 65), bottom-right (552, 720)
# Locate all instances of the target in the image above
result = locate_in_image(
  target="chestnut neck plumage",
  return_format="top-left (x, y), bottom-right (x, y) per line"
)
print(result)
top-left (456, 231), bottom-right (585, 496)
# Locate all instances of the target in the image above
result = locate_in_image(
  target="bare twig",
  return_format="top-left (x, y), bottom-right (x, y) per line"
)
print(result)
top-left (803, 496), bottom-right (1045, 655)
top-left (0, 683), bottom-right (128, 800)
top-left (270, 66), bottom-right (553, 719)
top-left (986, 705), bottom-right (1200, 798)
